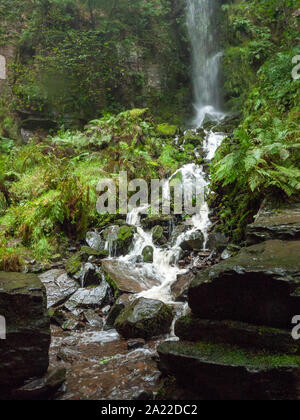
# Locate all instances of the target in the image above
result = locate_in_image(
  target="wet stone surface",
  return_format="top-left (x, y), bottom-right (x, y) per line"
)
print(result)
top-left (49, 326), bottom-right (162, 400)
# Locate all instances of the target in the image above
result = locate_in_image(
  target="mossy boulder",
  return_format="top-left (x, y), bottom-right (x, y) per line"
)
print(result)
top-left (141, 215), bottom-right (174, 229)
top-left (152, 225), bottom-right (167, 246)
top-left (158, 340), bottom-right (300, 400)
top-left (142, 246), bottom-right (154, 263)
top-left (115, 297), bottom-right (174, 340)
top-left (157, 123), bottom-right (178, 137)
top-left (175, 315), bottom-right (300, 355)
top-left (65, 253), bottom-right (82, 276)
top-left (102, 224), bottom-right (136, 256)
top-left (0, 272), bottom-right (50, 394)
top-left (189, 240), bottom-right (300, 329)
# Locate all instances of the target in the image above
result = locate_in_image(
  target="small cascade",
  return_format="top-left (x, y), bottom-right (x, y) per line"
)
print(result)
top-left (105, 226), bottom-right (119, 257)
top-left (111, 129), bottom-right (225, 323)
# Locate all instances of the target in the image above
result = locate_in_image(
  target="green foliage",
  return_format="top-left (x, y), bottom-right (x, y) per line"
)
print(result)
top-left (0, 108), bottom-right (188, 265)
top-left (1, 0), bottom-right (189, 125)
top-left (213, 0), bottom-right (300, 241)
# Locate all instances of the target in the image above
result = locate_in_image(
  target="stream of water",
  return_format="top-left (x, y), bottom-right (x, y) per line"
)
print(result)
top-left (103, 0), bottom-right (226, 316)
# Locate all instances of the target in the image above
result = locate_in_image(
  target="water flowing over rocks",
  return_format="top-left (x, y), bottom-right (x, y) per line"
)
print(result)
top-left (157, 202), bottom-right (300, 400)
top-left (0, 272), bottom-right (51, 399)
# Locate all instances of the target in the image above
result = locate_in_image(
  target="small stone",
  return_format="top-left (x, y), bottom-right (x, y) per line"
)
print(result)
top-left (127, 338), bottom-right (146, 350)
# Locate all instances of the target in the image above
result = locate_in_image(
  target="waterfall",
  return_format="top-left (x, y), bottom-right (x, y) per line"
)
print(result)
top-left (102, 0), bottom-right (226, 336)
top-left (186, 0), bottom-right (224, 127)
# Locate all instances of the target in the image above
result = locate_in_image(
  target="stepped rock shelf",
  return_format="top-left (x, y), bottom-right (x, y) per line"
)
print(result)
top-left (157, 234), bottom-right (300, 399)
top-left (0, 272), bottom-right (52, 399)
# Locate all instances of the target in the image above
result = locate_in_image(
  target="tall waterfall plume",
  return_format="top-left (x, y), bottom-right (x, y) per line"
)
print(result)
top-left (186, 0), bottom-right (224, 127)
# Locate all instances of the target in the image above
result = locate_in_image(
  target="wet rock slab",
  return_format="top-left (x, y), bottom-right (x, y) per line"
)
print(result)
top-left (39, 269), bottom-right (79, 308)
top-left (49, 326), bottom-right (160, 400)
top-left (158, 341), bottom-right (300, 400)
top-left (175, 315), bottom-right (300, 355)
top-left (188, 240), bottom-right (300, 329)
top-left (246, 201), bottom-right (300, 245)
top-left (64, 282), bottom-right (111, 312)
top-left (102, 259), bottom-right (160, 294)
top-left (0, 272), bottom-right (50, 395)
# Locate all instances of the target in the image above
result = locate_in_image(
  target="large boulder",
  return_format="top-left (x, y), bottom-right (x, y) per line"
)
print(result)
top-left (188, 240), bottom-right (300, 329)
top-left (246, 201), bottom-right (300, 245)
top-left (175, 315), bottom-right (300, 355)
top-left (152, 225), bottom-right (167, 246)
top-left (0, 272), bottom-right (50, 396)
top-left (101, 259), bottom-right (160, 294)
top-left (64, 281), bottom-right (112, 313)
top-left (158, 341), bottom-right (300, 400)
top-left (39, 269), bottom-right (79, 308)
top-left (86, 231), bottom-right (106, 251)
top-left (102, 225), bottom-right (136, 256)
top-left (179, 230), bottom-right (204, 251)
top-left (114, 297), bottom-right (174, 340)
top-left (142, 246), bottom-right (154, 263)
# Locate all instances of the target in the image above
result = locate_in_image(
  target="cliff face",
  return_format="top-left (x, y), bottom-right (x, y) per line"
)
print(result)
top-left (0, 0), bottom-right (190, 131)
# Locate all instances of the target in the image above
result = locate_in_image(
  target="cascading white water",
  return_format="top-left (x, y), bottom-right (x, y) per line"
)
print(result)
top-left (103, 0), bottom-right (226, 336)
top-left (186, 0), bottom-right (224, 127)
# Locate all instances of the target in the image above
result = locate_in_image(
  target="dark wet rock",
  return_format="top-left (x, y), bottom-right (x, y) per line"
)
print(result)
top-left (86, 231), bottom-right (106, 251)
top-left (115, 297), bottom-right (174, 340)
top-left (183, 129), bottom-right (205, 146)
top-left (61, 313), bottom-right (81, 331)
top-left (211, 113), bottom-right (241, 133)
top-left (188, 240), bottom-right (300, 329)
top-left (175, 315), bottom-right (300, 355)
top-left (179, 230), bottom-right (204, 251)
top-left (102, 225), bottom-right (137, 256)
top-left (206, 232), bottom-right (228, 252)
top-left (170, 224), bottom-right (190, 246)
top-left (0, 272), bottom-right (50, 394)
top-left (141, 215), bottom-right (174, 229)
top-left (104, 294), bottom-right (135, 330)
top-left (11, 367), bottom-right (66, 400)
top-left (157, 341), bottom-right (300, 400)
top-left (132, 390), bottom-right (153, 400)
top-left (102, 259), bottom-right (160, 295)
top-left (221, 244), bottom-right (241, 260)
top-left (152, 225), bottom-right (168, 246)
top-left (127, 338), bottom-right (146, 350)
top-left (78, 263), bottom-right (103, 288)
top-left (83, 309), bottom-right (104, 329)
top-left (39, 269), bottom-right (79, 309)
top-left (64, 282), bottom-right (111, 312)
top-left (246, 201), bottom-right (300, 245)
top-left (48, 307), bottom-right (67, 327)
top-left (171, 271), bottom-right (195, 302)
top-left (142, 246), bottom-right (154, 263)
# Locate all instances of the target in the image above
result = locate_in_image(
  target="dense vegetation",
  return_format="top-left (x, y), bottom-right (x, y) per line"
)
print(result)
top-left (0, 0), bottom-right (299, 269)
top-left (212, 0), bottom-right (300, 241)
